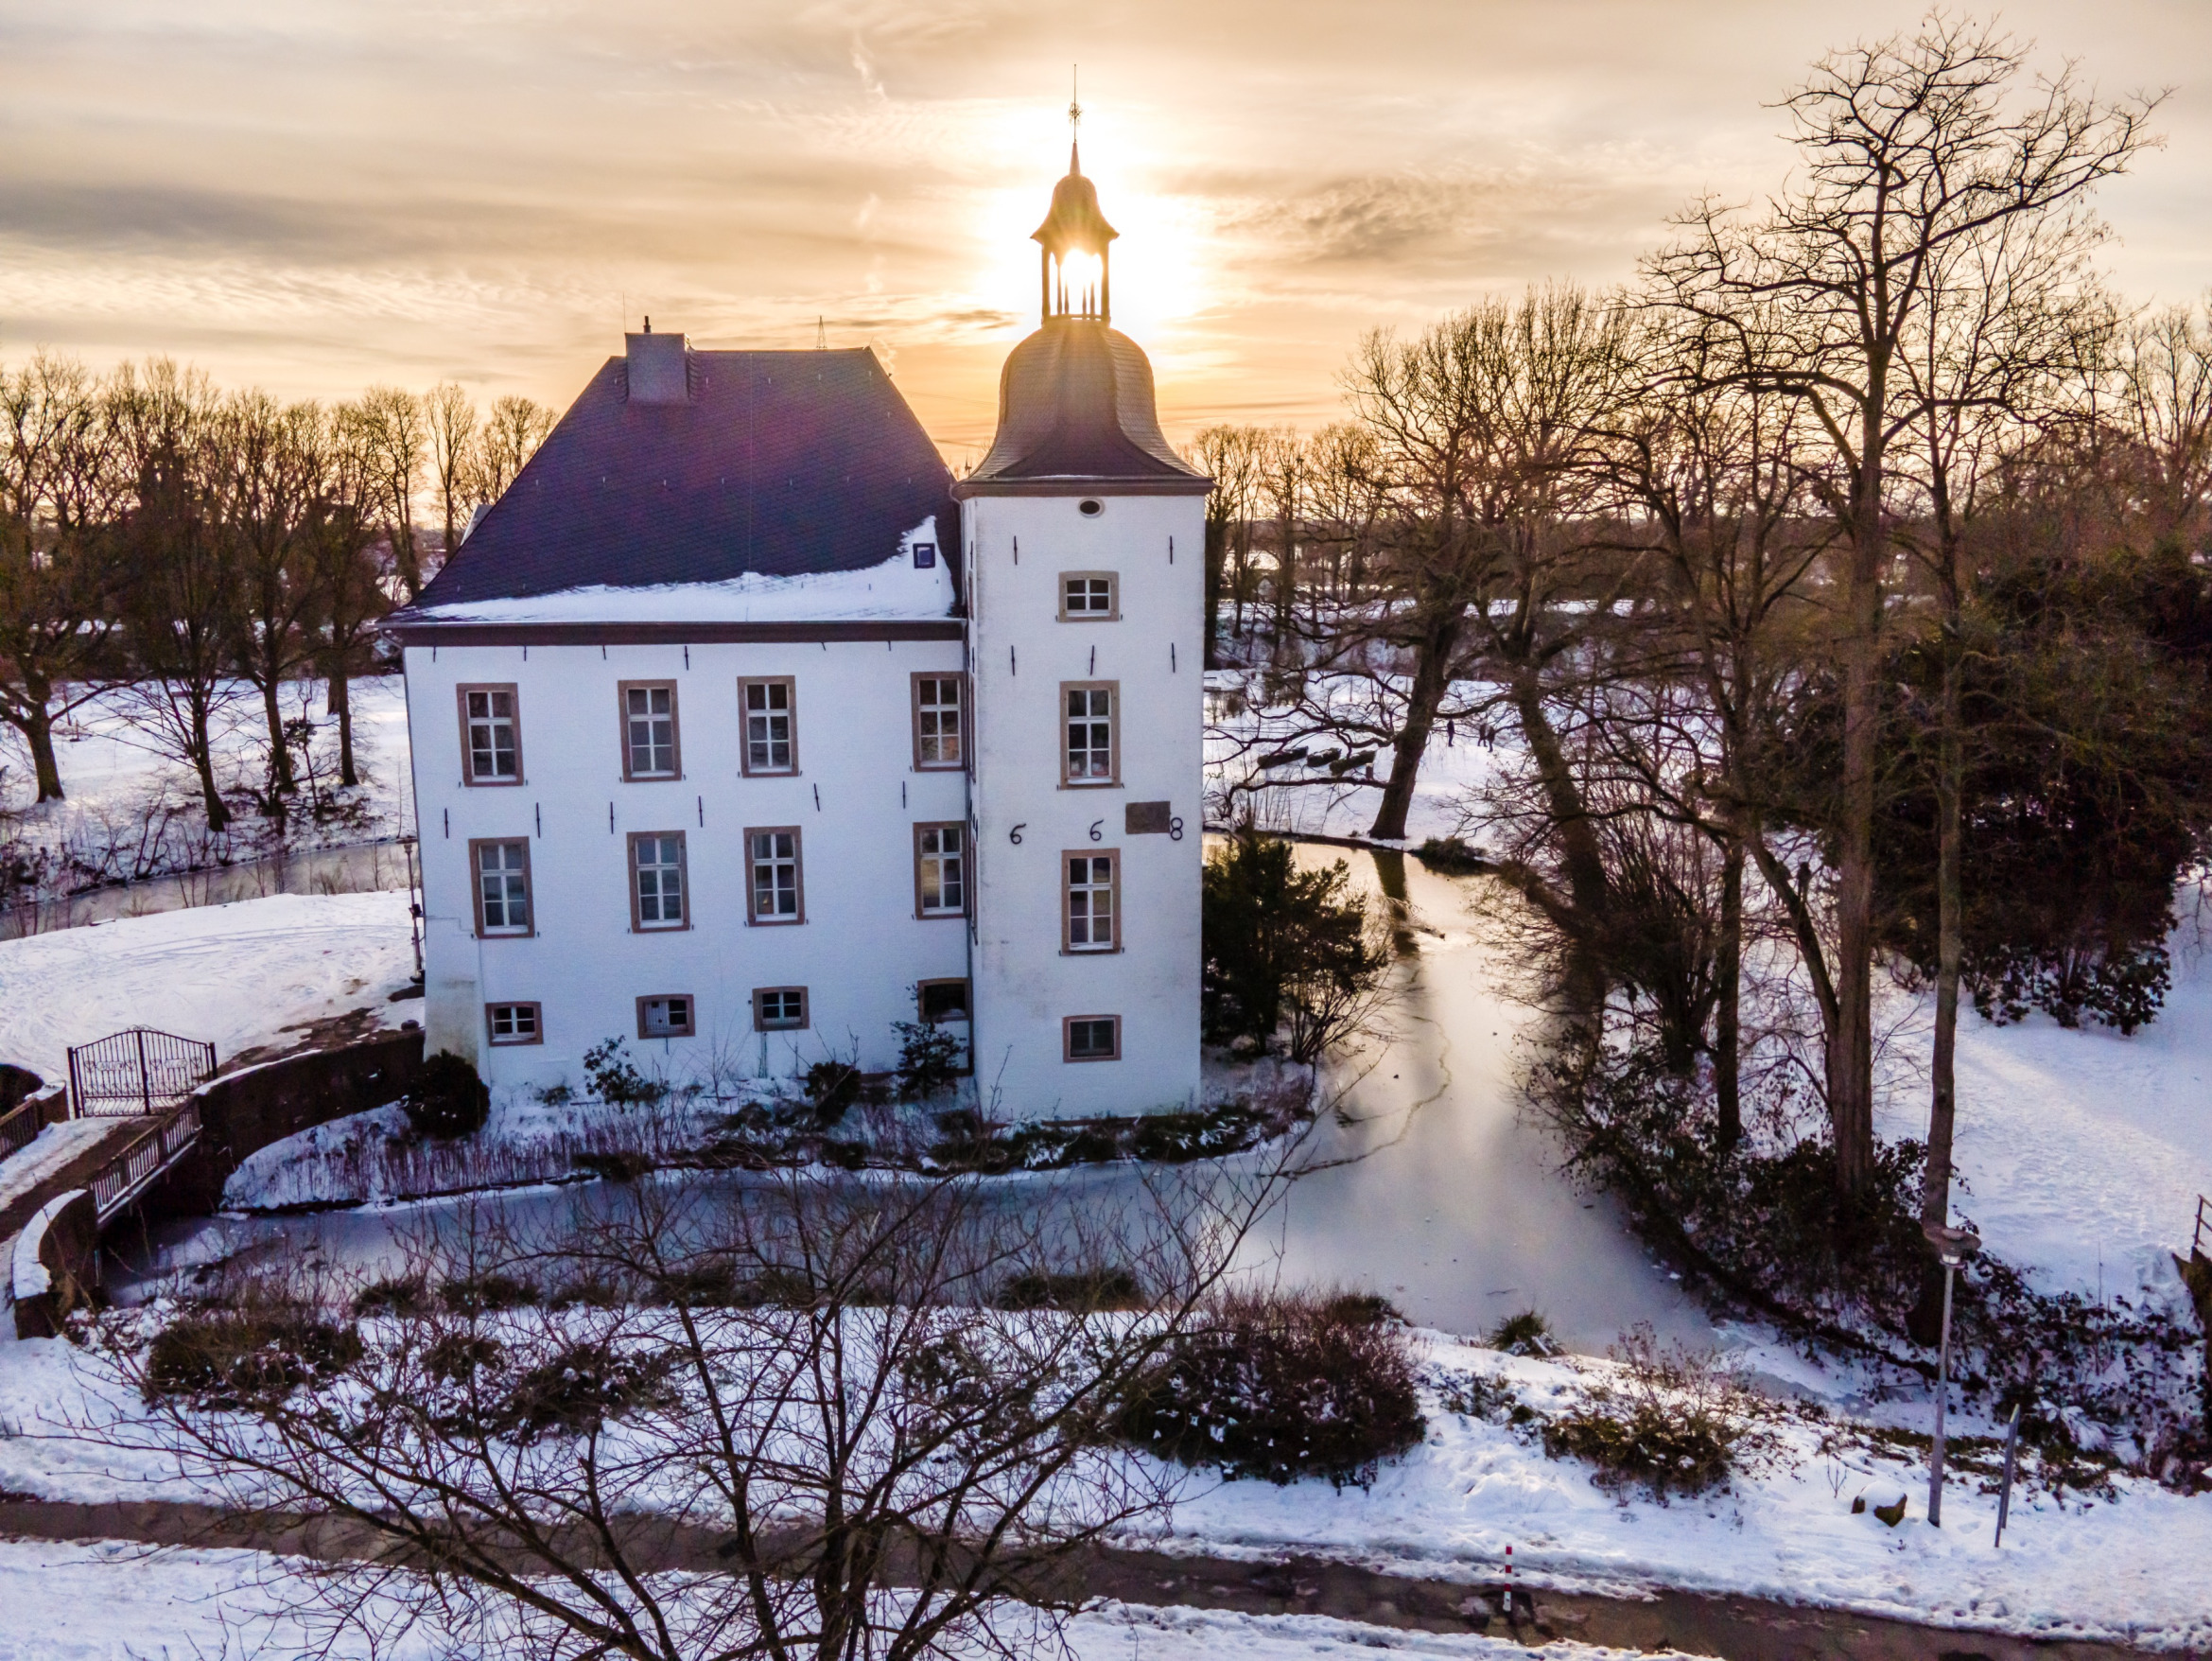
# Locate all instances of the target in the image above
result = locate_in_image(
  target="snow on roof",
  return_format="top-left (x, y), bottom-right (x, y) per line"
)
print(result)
top-left (407, 544), bottom-right (954, 626)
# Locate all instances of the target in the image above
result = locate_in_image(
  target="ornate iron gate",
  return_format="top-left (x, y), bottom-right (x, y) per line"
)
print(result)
top-left (65, 1028), bottom-right (217, 1117)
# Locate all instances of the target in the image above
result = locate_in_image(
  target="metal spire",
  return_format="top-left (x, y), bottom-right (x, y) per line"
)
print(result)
top-left (1069, 66), bottom-right (1081, 173)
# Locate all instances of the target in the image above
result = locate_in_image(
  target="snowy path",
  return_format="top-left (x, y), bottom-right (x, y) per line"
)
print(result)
top-left (0, 1487), bottom-right (2147, 1660)
top-left (0, 1531), bottom-right (1720, 1661)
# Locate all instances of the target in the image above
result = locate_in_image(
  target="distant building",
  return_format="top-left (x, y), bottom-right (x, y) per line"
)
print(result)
top-left (388, 147), bottom-right (1211, 1117)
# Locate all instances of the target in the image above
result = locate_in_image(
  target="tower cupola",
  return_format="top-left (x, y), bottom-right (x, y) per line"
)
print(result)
top-left (959, 120), bottom-right (1207, 495)
top-left (1032, 142), bottom-right (1118, 324)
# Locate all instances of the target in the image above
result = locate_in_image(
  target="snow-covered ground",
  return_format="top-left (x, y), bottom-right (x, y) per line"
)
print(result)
top-left (0, 676), bottom-right (410, 826)
top-left (0, 1318), bottom-right (2202, 1650)
top-left (0, 677), bottom-right (413, 912)
top-left (0, 664), bottom-right (2204, 1648)
top-left (1158, 1338), bottom-right (2211, 1651)
top-left (0, 1535), bottom-right (1680, 1661)
top-left (1876, 903), bottom-right (2212, 1306)
top-left (1205, 670), bottom-right (1504, 846)
top-left (0, 891), bottom-right (417, 1082)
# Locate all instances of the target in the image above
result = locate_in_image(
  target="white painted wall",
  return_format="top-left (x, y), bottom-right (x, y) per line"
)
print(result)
top-left (961, 490), bottom-right (1207, 1118)
top-left (403, 638), bottom-right (971, 1097)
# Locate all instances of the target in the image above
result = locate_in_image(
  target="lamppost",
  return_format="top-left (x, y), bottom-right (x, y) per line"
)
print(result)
top-left (1925, 1221), bottom-right (1981, 1528)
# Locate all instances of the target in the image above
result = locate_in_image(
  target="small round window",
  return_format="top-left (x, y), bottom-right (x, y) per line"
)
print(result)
top-left (1077, 498), bottom-right (1104, 517)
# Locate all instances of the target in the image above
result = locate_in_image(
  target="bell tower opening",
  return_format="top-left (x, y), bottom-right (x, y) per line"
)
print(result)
top-left (1032, 91), bottom-right (1118, 325)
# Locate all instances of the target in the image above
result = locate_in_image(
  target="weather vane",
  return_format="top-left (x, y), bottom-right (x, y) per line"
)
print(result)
top-left (1069, 65), bottom-right (1080, 140)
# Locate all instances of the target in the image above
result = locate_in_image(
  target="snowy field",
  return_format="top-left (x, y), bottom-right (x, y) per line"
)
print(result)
top-left (0, 890), bottom-right (417, 1082)
top-left (0, 1320), bottom-right (2202, 1649)
top-left (0, 1535), bottom-right (1685, 1661)
top-left (0, 675), bottom-right (410, 827)
top-left (0, 677), bottom-right (413, 921)
top-left (1878, 900), bottom-right (2212, 1305)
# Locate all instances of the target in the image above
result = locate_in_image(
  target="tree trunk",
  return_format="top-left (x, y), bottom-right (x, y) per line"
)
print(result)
top-left (1716, 833), bottom-right (1744, 1155)
top-left (190, 698), bottom-right (230, 832)
top-left (16, 701), bottom-right (66, 804)
top-left (1272, 516), bottom-right (1295, 645)
top-left (333, 665), bottom-right (357, 787)
top-left (1202, 522), bottom-right (1226, 669)
top-left (1830, 504), bottom-right (1885, 1207)
top-left (1911, 637), bottom-right (1965, 1343)
top-left (1367, 610), bottom-right (1459, 840)
top-left (260, 673), bottom-right (295, 798)
top-left (1507, 666), bottom-right (1611, 1030)
top-left (1230, 529), bottom-right (1250, 642)
top-left (5, 669), bottom-right (68, 802)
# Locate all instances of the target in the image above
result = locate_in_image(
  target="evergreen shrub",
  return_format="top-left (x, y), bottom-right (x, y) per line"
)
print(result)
top-left (1117, 1288), bottom-right (1425, 1487)
top-left (404, 1052), bottom-right (490, 1139)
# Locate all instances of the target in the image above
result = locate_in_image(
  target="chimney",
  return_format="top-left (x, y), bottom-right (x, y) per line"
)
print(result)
top-left (626, 324), bottom-right (689, 404)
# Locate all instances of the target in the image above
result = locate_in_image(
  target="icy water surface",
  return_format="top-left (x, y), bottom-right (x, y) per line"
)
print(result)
top-left (115, 848), bottom-right (1709, 1354)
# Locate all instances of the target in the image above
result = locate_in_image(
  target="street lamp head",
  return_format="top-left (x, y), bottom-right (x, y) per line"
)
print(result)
top-left (1924, 1221), bottom-right (1982, 1267)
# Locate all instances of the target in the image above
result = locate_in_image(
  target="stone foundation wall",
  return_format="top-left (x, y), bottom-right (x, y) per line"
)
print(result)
top-left (143, 1028), bottom-right (427, 1217)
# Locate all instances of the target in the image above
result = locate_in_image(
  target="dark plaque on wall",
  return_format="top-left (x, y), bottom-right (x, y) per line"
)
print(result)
top-left (1125, 800), bottom-right (1173, 835)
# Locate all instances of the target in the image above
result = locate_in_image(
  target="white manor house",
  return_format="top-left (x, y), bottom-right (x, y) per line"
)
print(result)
top-left (391, 151), bottom-right (1211, 1118)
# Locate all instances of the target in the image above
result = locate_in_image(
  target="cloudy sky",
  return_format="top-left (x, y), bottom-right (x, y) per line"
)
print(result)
top-left (5, 0), bottom-right (2208, 461)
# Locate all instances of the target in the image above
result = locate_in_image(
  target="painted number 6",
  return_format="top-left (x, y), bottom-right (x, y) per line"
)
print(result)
top-left (1009, 822), bottom-right (1026, 845)
top-left (1089, 820), bottom-right (1104, 842)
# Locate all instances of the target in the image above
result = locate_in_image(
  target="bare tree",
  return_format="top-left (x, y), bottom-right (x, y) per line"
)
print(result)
top-left (91, 1162), bottom-right (1284, 1661)
top-left (426, 380), bottom-right (479, 573)
top-left (2113, 298), bottom-right (2212, 549)
top-left (357, 385), bottom-right (427, 599)
top-left (1645, 11), bottom-right (2156, 1200)
top-left (470, 393), bottom-right (556, 518)
top-left (219, 391), bottom-right (326, 807)
top-left (1257, 428), bottom-right (1307, 654)
top-left (111, 360), bottom-right (247, 832)
top-left (0, 353), bottom-right (126, 801)
top-left (313, 402), bottom-right (394, 788)
top-left (1302, 423), bottom-right (1384, 608)
top-left (1890, 183), bottom-right (2118, 1326)
top-left (1190, 425), bottom-right (1263, 667)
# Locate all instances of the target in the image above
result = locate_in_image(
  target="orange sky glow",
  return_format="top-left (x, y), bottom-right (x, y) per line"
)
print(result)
top-left (5, 1), bottom-right (2208, 462)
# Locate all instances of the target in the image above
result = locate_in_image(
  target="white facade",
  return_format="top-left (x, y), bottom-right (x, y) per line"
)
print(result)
top-left (403, 632), bottom-right (972, 1093)
top-left (398, 164), bottom-right (1212, 1117)
top-left (959, 490), bottom-right (1207, 1116)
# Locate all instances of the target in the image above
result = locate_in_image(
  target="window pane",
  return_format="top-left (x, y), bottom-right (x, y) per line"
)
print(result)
top-left (1066, 851), bottom-right (1114, 951)
top-left (758, 988), bottom-right (806, 1029)
top-left (919, 981), bottom-right (968, 1023)
top-left (917, 676), bottom-right (962, 765)
top-left (751, 830), bottom-right (800, 918)
top-left (626, 686), bottom-right (675, 774)
top-left (465, 691), bottom-right (519, 780)
top-left (636, 835), bottom-right (683, 925)
top-left (1064, 687), bottom-right (1112, 779)
top-left (479, 842), bottom-right (529, 931)
top-left (744, 683), bottom-right (793, 771)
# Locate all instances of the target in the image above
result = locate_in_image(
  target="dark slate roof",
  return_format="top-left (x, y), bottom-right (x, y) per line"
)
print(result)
top-left (409, 347), bottom-right (957, 607)
top-left (963, 319), bottom-right (1209, 489)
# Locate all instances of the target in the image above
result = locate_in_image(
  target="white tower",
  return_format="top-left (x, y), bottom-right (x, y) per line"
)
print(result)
top-left (955, 138), bottom-right (1211, 1119)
